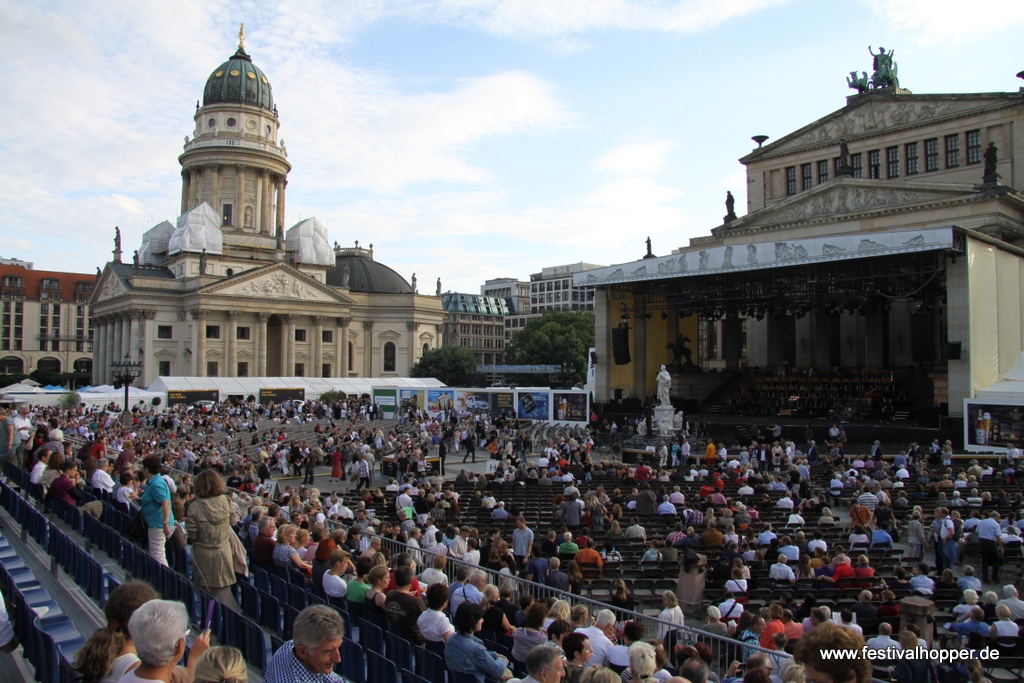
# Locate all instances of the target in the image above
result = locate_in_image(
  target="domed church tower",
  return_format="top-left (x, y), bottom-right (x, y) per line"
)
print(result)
top-left (178, 24), bottom-right (290, 250)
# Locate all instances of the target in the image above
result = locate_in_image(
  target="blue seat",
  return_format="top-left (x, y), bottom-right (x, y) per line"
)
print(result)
top-left (288, 583), bottom-right (307, 610)
top-left (367, 648), bottom-right (397, 683)
top-left (403, 668), bottom-right (432, 683)
top-left (270, 575), bottom-right (289, 605)
top-left (260, 591), bottom-right (282, 638)
top-left (282, 603), bottom-right (300, 641)
top-left (239, 581), bottom-right (260, 622)
top-left (32, 615), bottom-right (83, 683)
top-left (239, 616), bottom-right (272, 670)
top-left (418, 645), bottom-right (447, 681)
top-left (251, 566), bottom-right (271, 594)
top-left (358, 617), bottom-right (384, 655)
top-left (385, 631), bottom-right (414, 674)
top-left (449, 668), bottom-right (482, 683)
top-left (341, 637), bottom-right (365, 683)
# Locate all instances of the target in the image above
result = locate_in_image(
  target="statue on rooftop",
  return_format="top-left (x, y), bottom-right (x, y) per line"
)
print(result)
top-left (983, 142), bottom-right (1000, 184)
top-left (868, 46), bottom-right (899, 88)
top-left (847, 70), bottom-right (869, 94)
top-left (725, 191), bottom-right (737, 222)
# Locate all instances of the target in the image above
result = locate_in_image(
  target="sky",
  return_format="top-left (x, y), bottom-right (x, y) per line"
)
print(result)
top-left (1, 0), bottom-right (1022, 294)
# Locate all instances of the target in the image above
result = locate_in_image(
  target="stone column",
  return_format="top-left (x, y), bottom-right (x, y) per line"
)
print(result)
top-left (362, 321), bottom-right (374, 377)
top-left (180, 170), bottom-right (189, 214)
top-left (312, 316), bottom-right (325, 378)
top-left (226, 310), bottom-right (239, 377)
top-left (111, 315), bottom-right (123, 366)
top-left (275, 177), bottom-right (286, 233)
top-left (260, 171), bottom-right (270, 234)
top-left (406, 321), bottom-right (420, 371)
top-left (255, 170), bottom-right (265, 233)
top-left (92, 316), bottom-right (106, 384)
top-left (235, 165), bottom-right (245, 228)
top-left (142, 311), bottom-right (156, 385)
top-left (210, 164), bottom-right (221, 221)
top-left (283, 314), bottom-right (296, 376)
top-left (129, 310), bottom-right (142, 362)
top-left (106, 317), bottom-right (117, 381)
top-left (632, 301), bottom-right (648, 399)
top-left (191, 309), bottom-right (208, 376)
top-left (256, 313), bottom-right (270, 376)
top-left (121, 315), bottom-right (131, 366)
top-left (337, 317), bottom-right (351, 377)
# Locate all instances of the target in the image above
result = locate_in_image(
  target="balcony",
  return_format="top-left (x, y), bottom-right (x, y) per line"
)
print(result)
top-left (183, 136), bottom-right (288, 159)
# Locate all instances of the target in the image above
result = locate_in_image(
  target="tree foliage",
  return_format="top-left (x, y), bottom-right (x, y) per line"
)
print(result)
top-left (410, 345), bottom-right (479, 386)
top-left (504, 311), bottom-right (594, 387)
top-left (57, 390), bottom-right (81, 411)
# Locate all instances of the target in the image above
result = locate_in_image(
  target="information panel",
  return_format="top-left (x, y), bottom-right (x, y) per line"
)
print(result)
top-left (259, 388), bottom-right (305, 404)
top-left (166, 389), bottom-right (219, 406)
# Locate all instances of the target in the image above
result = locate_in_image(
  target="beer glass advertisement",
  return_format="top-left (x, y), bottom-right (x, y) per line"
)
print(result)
top-left (490, 392), bottom-right (515, 416)
top-left (552, 392), bottom-right (588, 423)
top-left (963, 399), bottom-right (1024, 452)
top-left (516, 391), bottom-right (549, 420)
top-left (427, 389), bottom-right (455, 415)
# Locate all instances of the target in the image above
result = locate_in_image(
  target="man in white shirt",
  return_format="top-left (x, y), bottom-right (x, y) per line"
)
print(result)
top-left (718, 594), bottom-right (745, 622)
top-left (865, 623), bottom-right (901, 652)
top-left (576, 610), bottom-right (616, 666)
top-left (91, 457), bottom-right (116, 492)
top-left (769, 558), bottom-right (795, 584)
top-left (776, 495), bottom-right (794, 510)
top-left (29, 448), bottom-right (51, 485)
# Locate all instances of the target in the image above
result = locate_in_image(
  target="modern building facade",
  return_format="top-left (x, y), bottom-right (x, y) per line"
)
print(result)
top-left (580, 64), bottom-right (1024, 419)
top-left (441, 292), bottom-right (509, 365)
top-left (0, 263), bottom-right (95, 381)
top-left (90, 32), bottom-right (445, 387)
top-left (530, 263), bottom-right (603, 316)
top-left (481, 277), bottom-right (530, 343)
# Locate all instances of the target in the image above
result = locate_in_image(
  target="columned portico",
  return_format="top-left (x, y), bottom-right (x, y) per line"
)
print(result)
top-left (312, 316), bottom-right (325, 377)
top-left (226, 310), bottom-right (239, 377)
top-left (256, 313), bottom-right (270, 376)
top-left (283, 314), bottom-right (296, 376)
top-left (338, 317), bottom-right (350, 377)
top-left (191, 309), bottom-right (208, 376)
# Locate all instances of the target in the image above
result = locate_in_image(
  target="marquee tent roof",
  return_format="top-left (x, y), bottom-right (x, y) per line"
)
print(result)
top-left (147, 376), bottom-right (446, 399)
top-left (976, 352), bottom-right (1024, 399)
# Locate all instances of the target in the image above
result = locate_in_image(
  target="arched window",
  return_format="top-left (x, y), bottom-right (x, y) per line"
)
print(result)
top-left (73, 358), bottom-right (92, 374)
top-left (348, 342), bottom-right (355, 372)
top-left (422, 343), bottom-right (430, 356)
top-left (0, 357), bottom-right (23, 374)
top-left (383, 342), bottom-right (396, 372)
top-left (37, 357), bottom-right (61, 374)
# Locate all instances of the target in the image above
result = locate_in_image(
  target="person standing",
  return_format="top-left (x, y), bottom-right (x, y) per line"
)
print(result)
top-left (139, 456), bottom-right (173, 567)
top-left (975, 511), bottom-right (1004, 584)
top-left (354, 454), bottom-right (371, 491)
top-left (186, 469), bottom-right (240, 612)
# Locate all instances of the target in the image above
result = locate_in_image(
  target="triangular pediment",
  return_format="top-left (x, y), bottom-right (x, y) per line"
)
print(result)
top-left (91, 268), bottom-right (127, 304)
top-left (199, 263), bottom-right (353, 305)
top-left (718, 178), bottom-right (976, 234)
top-left (744, 93), bottom-right (1018, 160)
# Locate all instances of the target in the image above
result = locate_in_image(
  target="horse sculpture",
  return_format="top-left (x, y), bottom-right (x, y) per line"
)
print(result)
top-left (667, 334), bottom-right (694, 366)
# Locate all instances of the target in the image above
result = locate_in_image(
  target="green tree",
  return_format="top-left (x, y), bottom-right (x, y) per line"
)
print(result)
top-left (57, 390), bottom-right (81, 411)
top-left (410, 345), bottom-right (479, 386)
top-left (504, 311), bottom-right (594, 386)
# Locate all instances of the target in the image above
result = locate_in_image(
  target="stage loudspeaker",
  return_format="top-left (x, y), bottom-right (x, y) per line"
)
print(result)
top-left (910, 312), bottom-right (935, 363)
top-left (947, 342), bottom-right (962, 360)
top-left (611, 327), bottom-right (631, 365)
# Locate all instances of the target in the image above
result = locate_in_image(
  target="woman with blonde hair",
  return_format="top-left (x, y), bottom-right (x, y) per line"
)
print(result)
top-left (543, 599), bottom-right (571, 631)
top-left (579, 666), bottom-right (621, 683)
top-left (272, 524), bottom-right (313, 577)
top-left (193, 646), bottom-right (247, 683)
top-left (657, 591), bottom-right (685, 641)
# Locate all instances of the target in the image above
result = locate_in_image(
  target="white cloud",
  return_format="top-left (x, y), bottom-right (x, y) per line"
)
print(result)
top-left (860, 0), bottom-right (1024, 44)
top-left (593, 139), bottom-right (675, 174)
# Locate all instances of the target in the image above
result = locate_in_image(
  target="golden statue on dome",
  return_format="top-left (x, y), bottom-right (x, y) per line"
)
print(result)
top-left (238, 23), bottom-right (245, 50)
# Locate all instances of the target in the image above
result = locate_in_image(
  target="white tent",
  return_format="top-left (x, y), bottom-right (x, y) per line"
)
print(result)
top-left (146, 376), bottom-right (446, 402)
top-left (976, 352), bottom-right (1024, 399)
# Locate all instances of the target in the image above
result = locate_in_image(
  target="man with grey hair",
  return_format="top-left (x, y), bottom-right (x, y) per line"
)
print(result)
top-left (998, 584), bottom-right (1024, 620)
top-left (680, 657), bottom-right (710, 683)
top-left (90, 457), bottom-right (116, 492)
top-left (128, 599), bottom-right (202, 681)
top-left (266, 604), bottom-right (346, 682)
top-left (449, 568), bottom-right (486, 615)
top-left (521, 643), bottom-right (565, 683)
top-left (576, 608), bottom-right (616, 666)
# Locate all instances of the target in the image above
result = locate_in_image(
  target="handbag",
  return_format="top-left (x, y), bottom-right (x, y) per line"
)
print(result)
top-left (125, 512), bottom-right (147, 541)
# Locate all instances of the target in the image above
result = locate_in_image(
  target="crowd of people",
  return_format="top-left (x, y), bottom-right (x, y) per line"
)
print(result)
top-left (5, 396), bottom-right (1024, 683)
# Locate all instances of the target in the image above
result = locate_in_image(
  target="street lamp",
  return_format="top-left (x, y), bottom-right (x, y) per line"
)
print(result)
top-left (111, 353), bottom-right (143, 425)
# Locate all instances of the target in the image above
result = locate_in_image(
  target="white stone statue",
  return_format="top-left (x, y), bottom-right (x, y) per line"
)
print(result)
top-left (656, 364), bottom-right (671, 406)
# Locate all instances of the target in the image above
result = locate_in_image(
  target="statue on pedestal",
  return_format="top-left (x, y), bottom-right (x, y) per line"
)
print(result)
top-left (724, 191), bottom-right (737, 222)
top-left (983, 143), bottom-right (1000, 184)
top-left (656, 364), bottom-right (671, 406)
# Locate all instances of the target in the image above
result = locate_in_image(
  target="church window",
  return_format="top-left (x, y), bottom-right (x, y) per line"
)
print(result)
top-left (208, 118), bottom-right (217, 129)
top-left (157, 325), bottom-right (173, 339)
top-left (237, 362), bottom-right (249, 377)
top-left (905, 142), bottom-right (919, 175)
top-left (784, 166), bottom-right (796, 196)
top-left (850, 153), bottom-right (863, 178)
top-left (801, 163), bottom-right (812, 191)
top-left (206, 325), bottom-right (220, 339)
top-left (924, 138), bottom-right (939, 172)
top-left (206, 361), bottom-right (219, 377)
top-left (226, 117), bottom-right (237, 127)
top-left (321, 363), bottom-right (330, 377)
top-left (867, 150), bottom-right (881, 179)
top-left (348, 342), bottom-right (354, 372)
top-left (158, 360), bottom-right (171, 376)
top-left (322, 330), bottom-right (333, 343)
top-left (886, 146), bottom-right (899, 178)
top-left (236, 326), bottom-right (250, 340)
top-left (295, 363), bottom-right (304, 376)
top-left (383, 342), bottom-right (396, 372)
top-left (294, 329), bottom-right (306, 342)
top-left (422, 343), bottom-right (430, 356)
top-left (222, 203), bottom-right (233, 226)
top-left (817, 160), bottom-right (829, 184)
top-left (966, 130), bottom-right (981, 165)
top-left (944, 134), bottom-right (959, 168)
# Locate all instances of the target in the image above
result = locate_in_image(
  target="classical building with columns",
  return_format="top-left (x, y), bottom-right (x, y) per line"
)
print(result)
top-left (581, 64), bottom-right (1024, 422)
top-left (90, 33), bottom-right (444, 388)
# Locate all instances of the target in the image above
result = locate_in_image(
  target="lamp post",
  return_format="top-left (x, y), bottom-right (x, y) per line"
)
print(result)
top-left (110, 353), bottom-right (143, 426)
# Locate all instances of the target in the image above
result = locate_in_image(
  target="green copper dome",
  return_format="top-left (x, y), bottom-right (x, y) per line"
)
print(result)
top-left (202, 47), bottom-right (275, 112)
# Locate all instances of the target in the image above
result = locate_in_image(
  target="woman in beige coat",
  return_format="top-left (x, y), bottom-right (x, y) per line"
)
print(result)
top-left (186, 469), bottom-right (240, 612)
